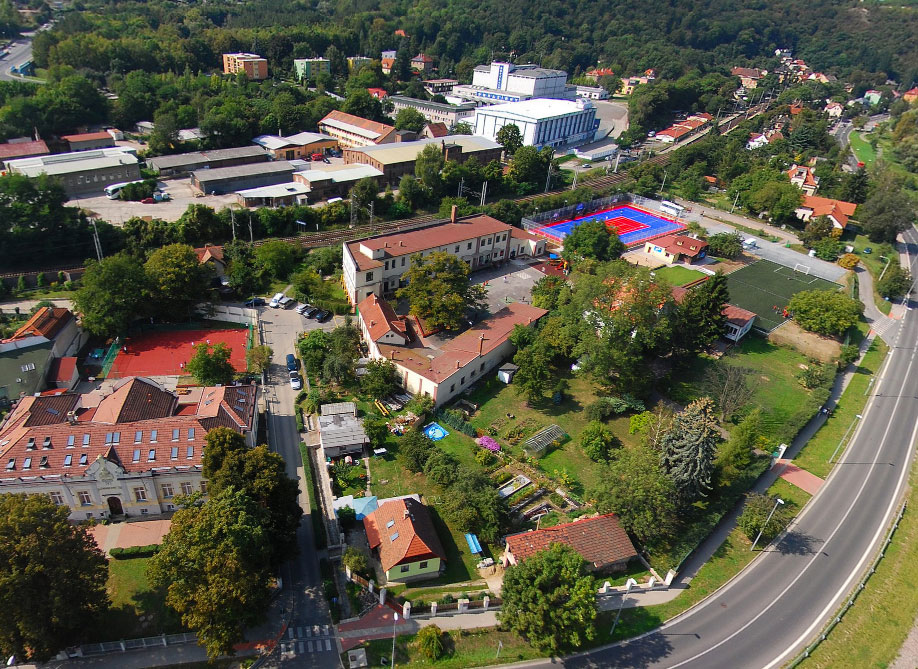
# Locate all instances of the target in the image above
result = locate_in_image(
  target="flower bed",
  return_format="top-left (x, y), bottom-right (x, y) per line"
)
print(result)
top-left (477, 435), bottom-right (501, 452)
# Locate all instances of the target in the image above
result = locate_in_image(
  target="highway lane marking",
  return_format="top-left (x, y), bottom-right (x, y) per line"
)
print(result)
top-left (667, 333), bottom-right (918, 668)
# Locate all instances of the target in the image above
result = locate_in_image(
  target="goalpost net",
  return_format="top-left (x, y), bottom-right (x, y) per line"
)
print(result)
top-left (793, 263), bottom-right (811, 276)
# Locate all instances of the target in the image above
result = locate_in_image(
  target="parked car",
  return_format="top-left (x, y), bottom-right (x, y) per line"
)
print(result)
top-left (140, 197), bottom-right (156, 204)
top-left (244, 297), bottom-right (266, 307)
top-left (289, 373), bottom-right (302, 390)
top-left (315, 310), bottom-right (331, 322)
top-left (303, 307), bottom-right (319, 318)
top-left (286, 354), bottom-right (298, 372)
top-left (269, 292), bottom-right (285, 308)
top-left (295, 303), bottom-right (311, 315)
top-left (278, 296), bottom-right (295, 309)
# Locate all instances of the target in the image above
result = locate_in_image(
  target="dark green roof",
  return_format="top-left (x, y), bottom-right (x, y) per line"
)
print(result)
top-left (0, 342), bottom-right (53, 403)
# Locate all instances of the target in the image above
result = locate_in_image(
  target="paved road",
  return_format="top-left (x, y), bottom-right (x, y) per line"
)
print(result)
top-left (509, 229), bottom-right (918, 669)
top-left (254, 298), bottom-right (342, 668)
top-left (0, 38), bottom-right (37, 82)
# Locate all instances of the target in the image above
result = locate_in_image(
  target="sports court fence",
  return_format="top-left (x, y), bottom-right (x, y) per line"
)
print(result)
top-left (98, 337), bottom-right (121, 378)
top-left (521, 193), bottom-right (661, 243)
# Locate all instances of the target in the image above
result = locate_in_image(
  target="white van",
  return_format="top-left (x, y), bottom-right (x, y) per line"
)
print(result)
top-left (269, 292), bottom-right (285, 308)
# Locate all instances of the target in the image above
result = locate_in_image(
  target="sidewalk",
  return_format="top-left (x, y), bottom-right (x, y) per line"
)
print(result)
top-left (337, 605), bottom-right (499, 651)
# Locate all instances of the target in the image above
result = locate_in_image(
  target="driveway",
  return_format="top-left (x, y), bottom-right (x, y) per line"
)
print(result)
top-left (592, 100), bottom-right (629, 138)
top-left (69, 181), bottom-right (239, 225)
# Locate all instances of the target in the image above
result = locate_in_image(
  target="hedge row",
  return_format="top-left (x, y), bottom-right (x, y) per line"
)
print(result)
top-left (110, 544), bottom-right (161, 559)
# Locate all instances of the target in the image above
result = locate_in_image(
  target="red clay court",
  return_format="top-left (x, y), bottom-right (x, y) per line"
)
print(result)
top-left (107, 328), bottom-right (249, 378)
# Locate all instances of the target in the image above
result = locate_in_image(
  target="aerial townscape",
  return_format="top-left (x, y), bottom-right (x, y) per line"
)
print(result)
top-left (2, 1), bottom-right (918, 668)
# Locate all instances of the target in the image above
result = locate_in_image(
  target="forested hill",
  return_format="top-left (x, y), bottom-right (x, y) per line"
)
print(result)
top-left (31, 0), bottom-right (918, 85)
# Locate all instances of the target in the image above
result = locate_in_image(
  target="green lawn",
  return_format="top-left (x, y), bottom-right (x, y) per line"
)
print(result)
top-left (843, 233), bottom-right (897, 315)
top-left (766, 476), bottom-right (812, 511)
top-left (669, 336), bottom-right (823, 444)
top-left (848, 131), bottom-right (877, 167)
top-left (652, 265), bottom-right (708, 287)
top-left (96, 557), bottom-right (184, 641)
top-left (361, 627), bottom-right (543, 668)
top-left (793, 337), bottom-right (888, 478)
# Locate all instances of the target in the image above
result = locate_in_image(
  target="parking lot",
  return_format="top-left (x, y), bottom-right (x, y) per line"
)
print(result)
top-left (68, 180), bottom-right (239, 224)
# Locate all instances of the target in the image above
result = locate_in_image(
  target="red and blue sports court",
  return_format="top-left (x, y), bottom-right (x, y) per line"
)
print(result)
top-left (534, 203), bottom-right (686, 247)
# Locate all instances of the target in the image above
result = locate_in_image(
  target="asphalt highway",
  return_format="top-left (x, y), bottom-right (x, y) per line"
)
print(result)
top-left (514, 227), bottom-right (918, 668)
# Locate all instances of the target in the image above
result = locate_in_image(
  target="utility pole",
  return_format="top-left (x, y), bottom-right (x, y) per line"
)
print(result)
top-left (571, 171), bottom-right (578, 190)
top-left (480, 180), bottom-right (488, 206)
top-left (231, 209), bottom-right (236, 241)
top-left (613, 152), bottom-right (621, 173)
top-left (730, 191), bottom-right (741, 214)
top-left (349, 191), bottom-right (357, 229)
top-left (457, 177), bottom-right (464, 198)
top-left (544, 163), bottom-right (553, 193)
top-left (659, 170), bottom-right (667, 195)
top-left (90, 219), bottom-right (103, 261)
top-left (248, 215), bottom-right (254, 243)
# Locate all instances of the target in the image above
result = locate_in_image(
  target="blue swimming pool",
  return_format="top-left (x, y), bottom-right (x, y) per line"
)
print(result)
top-left (423, 422), bottom-right (450, 441)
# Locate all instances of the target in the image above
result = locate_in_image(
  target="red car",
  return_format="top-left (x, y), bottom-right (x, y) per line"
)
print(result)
top-left (140, 197), bottom-right (155, 204)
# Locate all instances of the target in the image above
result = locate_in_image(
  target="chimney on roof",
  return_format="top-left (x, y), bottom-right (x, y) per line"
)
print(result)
top-left (66, 410), bottom-right (76, 424)
top-left (391, 349), bottom-right (397, 360)
top-left (456, 359), bottom-right (460, 369)
top-left (450, 205), bottom-right (457, 224)
top-left (385, 241), bottom-right (389, 247)
top-left (400, 240), bottom-right (405, 247)
top-left (404, 509), bottom-right (409, 518)
top-left (370, 320), bottom-right (376, 326)
top-left (479, 333), bottom-right (485, 355)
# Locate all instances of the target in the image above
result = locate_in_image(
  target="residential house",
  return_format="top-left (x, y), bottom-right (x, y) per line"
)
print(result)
top-left (864, 90), bottom-right (883, 106)
top-left (904, 87), bottom-right (918, 104)
top-left (655, 113), bottom-right (714, 144)
top-left (357, 294), bottom-right (411, 347)
top-left (642, 234), bottom-right (708, 265)
top-left (807, 72), bottom-right (837, 84)
top-left (503, 513), bottom-right (638, 572)
top-left (363, 496), bottom-right (446, 582)
top-left (585, 68), bottom-right (615, 82)
top-left (5, 307), bottom-right (85, 359)
top-left (293, 58), bottom-right (330, 81)
top-left (731, 67), bottom-right (767, 89)
top-left (795, 195), bottom-right (858, 229)
top-left (824, 102), bottom-right (844, 118)
top-left (367, 88), bottom-right (388, 99)
top-left (787, 164), bottom-right (820, 195)
top-left (194, 245), bottom-right (226, 279)
top-left (318, 111), bottom-right (397, 149)
top-left (347, 56), bottom-right (372, 71)
top-left (0, 377), bottom-right (258, 520)
top-left (420, 122), bottom-right (449, 139)
top-left (381, 58), bottom-right (396, 75)
top-left (222, 53), bottom-right (268, 80)
top-left (671, 285), bottom-right (757, 342)
top-left (318, 402), bottom-right (367, 458)
top-left (410, 53), bottom-right (434, 73)
top-left (619, 76), bottom-right (650, 96)
top-left (746, 132), bottom-right (769, 150)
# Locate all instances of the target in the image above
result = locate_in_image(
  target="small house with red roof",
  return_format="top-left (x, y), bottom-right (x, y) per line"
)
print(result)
top-left (787, 164), bottom-right (820, 195)
top-left (503, 513), bottom-right (638, 573)
top-left (4, 307), bottom-right (85, 358)
top-left (194, 245), bottom-right (226, 278)
top-left (357, 294), bottom-right (410, 346)
top-left (904, 88), bottom-right (918, 104)
top-left (363, 496), bottom-right (446, 582)
top-left (367, 87), bottom-right (388, 100)
top-left (642, 234), bottom-right (708, 265)
top-left (421, 122), bottom-right (449, 139)
top-left (62, 131), bottom-right (116, 152)
top-left (794, 194), bottom-right (857, 229)
top-left (410, 53), bottom-right (434, 74)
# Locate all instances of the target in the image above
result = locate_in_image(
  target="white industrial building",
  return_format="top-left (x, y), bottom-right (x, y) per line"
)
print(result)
top-left (473, 99), bottom-right (599, 149)
top-left (452, 61), bottom-right (576, 105)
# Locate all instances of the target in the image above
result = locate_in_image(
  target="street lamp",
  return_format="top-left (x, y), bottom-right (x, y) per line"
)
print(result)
top-left (750, 498), bottom-right (785, 552)
top-left (829, 413), bottom-right (863, 464)
top-left (610, 579), bottom-right (636, 638)
top-left (390, 612), bottom-right (399, 667)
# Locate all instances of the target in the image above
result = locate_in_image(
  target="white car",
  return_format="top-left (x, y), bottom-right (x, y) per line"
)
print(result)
top-left (290, 374), bottom-right (302, 390)
top-left (269, 292), bottom-right (285, 308)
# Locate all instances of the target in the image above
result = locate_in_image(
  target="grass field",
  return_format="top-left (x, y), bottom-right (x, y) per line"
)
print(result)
top-left (97, 557), bottom-right (184, 640)
top-left (653, 265), bottom-right (708, 287)
top-left (725, 260), bottom-right (840, 331)
top-left (848, 131), bottom-right (877, 167)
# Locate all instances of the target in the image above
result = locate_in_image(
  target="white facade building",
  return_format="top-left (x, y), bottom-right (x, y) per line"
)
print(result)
top-left (452, 61), bottom-right (576, 105)
top-left (473, 98), bottom-right (599, 149)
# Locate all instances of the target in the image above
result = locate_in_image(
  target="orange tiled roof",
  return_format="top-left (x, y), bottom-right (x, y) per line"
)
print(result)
top-left (357, 294), bottom-right (408, 342)
top-left (651, 234), bottom-right (708, 258)
top-left (0, 139), bottom-right (49, 160)
top-left (424, 122), bottom-right (448, 138)
top-left (799, 194), bottom-right (857, 227)
top-left (9, 308), bottom-right (73, 341)
top-left (319, 111), bottom-right (395, 142)
top-left (363, 497), bottom-right (446, 571)
top-left (61, 131), bottom-right (112, 142)
top-left (505, 514), bottom-right (637, 568)
top-left (47, 357), bottom-right (77, 383)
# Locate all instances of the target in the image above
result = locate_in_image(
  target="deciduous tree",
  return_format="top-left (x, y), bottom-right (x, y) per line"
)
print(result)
top-left (73, 253), bottom-right (148, 337)
top-left (580, 420), bottom-right (619, 462)
top-left (496, 123), bottom-right (523, 156)
top-left (186, 342), bottom-right (236, 386)
top-left (245, 344), bottom-right (273, 375)
top-left (254, 240), bottom-right (297, 280)
top-left (0, 494), bottom-right (109, 662)
top-left (394, 107), bottom-right (425, 132)
top-left (498, 543), bottom-right (597, 652)
top-left (787, 290), bottom-right (862, 336)
top-left (674, 271), bottom-right (729, 353)
top-left (144, 243), bottom-right (210, 319)
top-left (361, 359), bottom-right (400, 399)
top-left (396, 251), bottom-right (486, 330)
top-left (561, 219), bottom-right (625, 262)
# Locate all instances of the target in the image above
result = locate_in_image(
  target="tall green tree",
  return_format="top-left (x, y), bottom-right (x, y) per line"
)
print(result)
top-left (186, 342), bottom-right (236, 385)
top-left (254, 240), bottom-right (297, 280)
top-left (674, 271), bottom-right (729, 353)
top-left (498, 543), bottom-right (597, 652)
top-left (561, 219), bottom-right (625, 262)
top-left (496, 123), bottom-right (523, 156)
top-left (394, 107), bottom-right (426, 132)
top-left (787, 290), bottom-right (862, 336)
top-left (361, 359), bottom-right (399, 399)
top-left (396, 251), bottom-right (486, 330)
top-left (660, 397), bottom-right (720, 503)
top-left (414, 143), bottom-right (445, 194)
top-left (877, 263), bottom-right (911, 300)
top-left (512, 341), bottom-right (552, 404)
top-left (149, 488), bottom-right (273, 660)
top-left (73, 253), bottom-right (148, 337)
top-left (0, 494), bottom-right (109, 662)
top-left (859, 172), bottom-right (917, 243)
top-left (589, 444), bottom-right (678, 544)
top-left (349, 176), bottom-right (380, 216)
top-left (580, 420), bottom-right (619, 462)
top-left (144, 243), bottom-right (210, 320)
top-left (507, 146), bottom-right (553, 186)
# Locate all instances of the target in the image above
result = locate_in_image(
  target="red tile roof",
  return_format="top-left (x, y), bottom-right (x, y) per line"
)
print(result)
top-left (651, 234), bottom-right (708, 258)
top-left (0, 377), bottom-right (256, 480)
top-left (505, 514), bottom-right (637, 568)
top-left (357, 294), bottom-right (408, 343)
top-left (62, 131), bottom-right (113, 142)
top-left (319, 110), bottom-right (395, 142)
top-left (0, 139), bottom-right (50, 160)
top-left (731, 67), bottom-right (765, 80)
top-left (424, 122), bottom-right (448, 138)
top-left (723, 304), bottom-right (756, 327)
top-left (363, 497), bottom-right (446, 571)
top-left (412, 53), bottom-right (433, 63)
top-left (787, 164), bottom-right (818, 188)
top-left (9, 308), bottom-right (73, 341)
top-left (48, 357), bottom-right (77, 384)
top-left (194, 245), bottom-right (225, 265)
top-left (367, 87), bottom-right (389, 99)
top-left (510, 227), bottom-right (541, 242)
top-left (798, 194), bottom-right (858, 228)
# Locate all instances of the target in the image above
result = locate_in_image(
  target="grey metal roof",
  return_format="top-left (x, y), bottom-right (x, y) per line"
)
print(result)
top-left (321, 401), bottom-right (356, 416)
top-left (148, 145), bottom-right (267, 170)
top-left (192, 161), bottom-right (296, 183)
top-left (318, 412), bottom-right (367, 450)
top-left (389, 96), bottom-right (476, 113)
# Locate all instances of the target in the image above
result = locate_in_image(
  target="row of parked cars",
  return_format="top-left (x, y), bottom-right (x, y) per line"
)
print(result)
top-left (243, 294), bottom-right (332, 322)
top-left (286, 353), bottom-right (302, 390)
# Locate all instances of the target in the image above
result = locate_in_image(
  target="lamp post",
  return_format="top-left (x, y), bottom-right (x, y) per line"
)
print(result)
top-left (610, 580), bottom-right (635, 638)
top-left (750, 497), bottom-right (784, 552)
top-left (390, 612), bottom-right (399, 667)
top-left (878, 255), bottom-right (892, 282)
top-left (829, 413), bottom-right (863, 463)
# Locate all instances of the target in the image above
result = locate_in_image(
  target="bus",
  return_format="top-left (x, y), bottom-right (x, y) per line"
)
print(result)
top-left (660, 200), bottom-right (685, 218)
top-left (104, 180), bottom-right (144, 199)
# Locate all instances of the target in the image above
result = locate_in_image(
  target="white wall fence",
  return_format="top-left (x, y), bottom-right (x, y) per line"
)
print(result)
top-left (59, 632), bottom-right (199, 659)
top-left (195, 304), bottom-right (258, 325)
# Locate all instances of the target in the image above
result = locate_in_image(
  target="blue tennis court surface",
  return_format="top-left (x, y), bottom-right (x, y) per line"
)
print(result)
top-left (536, 204), bottom-right (686, 247)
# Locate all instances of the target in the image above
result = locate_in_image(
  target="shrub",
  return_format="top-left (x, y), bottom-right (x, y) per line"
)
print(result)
top-left (475, 448), bottom-right (495, 466)
top-left (64, 280), bottom-right (74, 291)
top-left (797, 362), bottom-right (832, 389)
top-left (837, 344), bottom-right (859, 369)
top-left (585, 394), bottom-right (645, 421)
top-left (476, 435), bottom-right (500, 452)
top-left (493, 470), bottom-right (513, 485)
top-left (737, 493), bottom-right (793, 544)
top-left (36, 272), bottom-right (46, 287)
top-left (416, 625), bottom-right (445, 660)
top-left (837, 253), bottom-right (859, 269)
top-left (338, 506), bottom-right (357, 530)
top-left (342, 546), bottom-right (370, 577)
top-left (110, 544), bottom-right (161, 559)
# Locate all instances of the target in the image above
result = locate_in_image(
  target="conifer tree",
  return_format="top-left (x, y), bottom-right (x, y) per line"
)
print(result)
top-left (660, 397), bottom-right (719, 503)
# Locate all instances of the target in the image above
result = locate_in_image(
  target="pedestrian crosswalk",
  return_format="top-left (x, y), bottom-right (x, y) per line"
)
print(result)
top-left (279, 625), bottom-right (335, 658)
top-left (871, 315), bottom-right (900, 344)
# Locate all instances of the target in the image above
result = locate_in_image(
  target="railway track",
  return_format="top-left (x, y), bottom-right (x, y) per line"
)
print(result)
top-left (4, 103), bottom-right (768, 280)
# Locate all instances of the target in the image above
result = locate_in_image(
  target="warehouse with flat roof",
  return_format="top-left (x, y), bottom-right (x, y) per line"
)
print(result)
top-left (5, 148), bottom-right (140, 196)
top-left (191, 161), bottom-right (297, 195)
top-left (473, 98), bottom-right (599, 149)
top-left (147, 146), bottom-right (269, 177)
top-left (343, 135), bottom-right (502, 185)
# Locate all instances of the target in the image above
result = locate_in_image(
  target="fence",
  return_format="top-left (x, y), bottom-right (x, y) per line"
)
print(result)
top-left (75, 632), bottom-right (198, 657)
top-left (98, 337), bottom-right (121, 378)
top-left (520, 193), bottom-right (631, 235)
top-left (343, 569), bottom-right (501, 618)
top-left (194, 304), bottom-right (258, 325)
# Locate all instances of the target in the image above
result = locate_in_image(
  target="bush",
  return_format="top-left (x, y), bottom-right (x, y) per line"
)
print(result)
top-left (585, 394), bottom-right (645, 422)
top-left (475, 448), bottom-right (496, 466)
top-left (342, 546), bottom-right (370, 577)
top-left (36, 272), bottom-right (46, 287)
top-left (338, 506), bottom-right (357, 530)
top-left (837, 253), bottom-right (859, 269)
top-left (110, 544), bottom-right (161, 559)
top-left (737, 493), bottom-right (793, 544)
top-left (416, 625), bottom-right (445, 660)
top-left (797, 362), bottom-right (832, 389)
top-left (837, 344), bottom-right (859, 369)
top-left (435, 409), bottom-right (477, 437)
top-left (493, 470), bottom-right (513, 485)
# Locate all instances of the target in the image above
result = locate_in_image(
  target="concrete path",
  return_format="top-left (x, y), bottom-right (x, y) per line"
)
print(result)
top-left (87, 520), bottom-right (171, 555)
top-left (337, 604), bottom-right (499, 651)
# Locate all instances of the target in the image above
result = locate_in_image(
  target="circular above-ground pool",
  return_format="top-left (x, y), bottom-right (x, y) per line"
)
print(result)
top-left (423, 422), bottom-right (450, 441)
